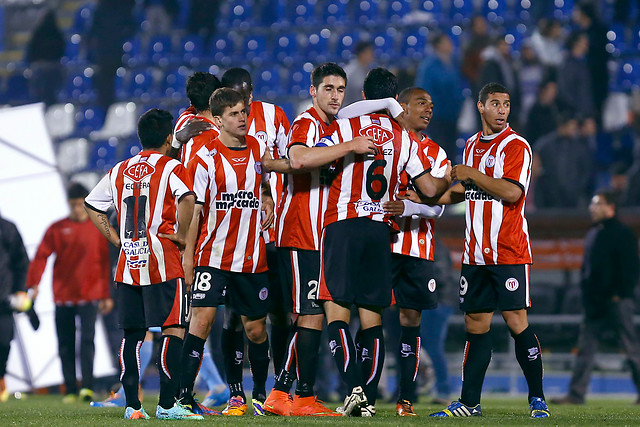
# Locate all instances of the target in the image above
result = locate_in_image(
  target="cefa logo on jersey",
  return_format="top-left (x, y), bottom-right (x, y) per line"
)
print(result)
top-left (359, 124), bottom-right (393, 147)
top-left (505, 277), bottom-right (519, 291)
top-left (254, 131), bottom-right (268, 144)
top-left (124, 162), bottom-right (155, 182)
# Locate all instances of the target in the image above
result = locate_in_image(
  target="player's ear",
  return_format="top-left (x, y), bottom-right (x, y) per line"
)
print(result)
top-left (309, 84), bottom-right (316, 98)
top-left (164, 134), bottom-right (172, 146)
top-left (213, 115), bottom-right (223, 128)
top-left (477, 100), bottom-right (484, 114)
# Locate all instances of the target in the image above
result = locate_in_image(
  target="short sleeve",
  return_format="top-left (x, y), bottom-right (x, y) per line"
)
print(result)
top-left (501, 140), bottom-right (532, 189)
top-left (315, 120), bottom-right (341, 147)
top-left (288, 118), bottom-right (316, 151)
top-left (169, 162), bottom-right (193, 200)
top-left (187, 155), bottom-right (210, 204)
top-left (425, 144), bottom-right (448, 179)
top-left (85, 172), bottom-right (114, 213)
top-left (404, 134), bottom-right (430, 179)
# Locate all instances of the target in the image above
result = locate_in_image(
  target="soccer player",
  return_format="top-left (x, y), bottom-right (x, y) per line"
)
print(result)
top-left (220, 68), bottom-right (291, 414)
top-left (84, 108), bottom-right (200, 420)
top-left (263, 62), bottom-right (376, 417)
top-left (429, 82), bottom-right (550, 418)
top-left (26, 183), bottom-right (113, 403)
top-left (381, 87), bottom-right (449, 416)
top-left (317, 68), bottom-right (450, 416)
top-left (178, 88), bottom-right (274, 417)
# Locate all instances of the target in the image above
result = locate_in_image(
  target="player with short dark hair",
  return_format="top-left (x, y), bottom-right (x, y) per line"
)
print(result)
top-left (317, 68), bottom-right (450, 417)
top-left (430, 83), bottom-right (550, 418)
top-left (84, 108), bottom-right (199, 420)
top-left (178, 88), bottom-right (275, 417)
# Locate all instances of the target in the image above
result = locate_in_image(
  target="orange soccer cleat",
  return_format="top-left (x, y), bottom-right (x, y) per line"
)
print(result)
top-left (290, 395), bottom-right (341, 417)
top-left (263, 390), bottom-right (292, 416)
top-left (396, 399), bottom-right (418, 416)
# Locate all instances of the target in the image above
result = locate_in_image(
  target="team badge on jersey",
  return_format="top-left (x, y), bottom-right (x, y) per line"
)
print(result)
top-left (485, 155), bottom-right (496, 168)
top-left (505, 277), bottom-right (519, 291)
top-left (360, 124), bottom-right (393, 147)
top-left (428, 278), bottom-right (436, 292)
top-left (124, 162), bottom-right (155, 182)
top-left (254, 131), bottom-right (268, 144)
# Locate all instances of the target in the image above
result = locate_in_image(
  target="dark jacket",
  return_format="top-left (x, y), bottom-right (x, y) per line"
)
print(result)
top-left (580, 217), bottom-right (639, 318)
top-left (0, 216), bottom-right (29, 314)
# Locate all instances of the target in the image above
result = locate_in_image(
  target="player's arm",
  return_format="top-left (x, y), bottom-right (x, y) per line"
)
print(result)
top-left (452, 164), bottom-right (523, 203)
top-left (261, 148), bottom-right (295, 174)
top-left (169, 119), bottom-right (213, 159)
top-left (261, 180), bottom-right (274, 230)
top-left (289, 136), bottom-right (376, 170)
top-left (337, 98), bottom-right (404, 119)
top-left (85, 205), bottom-right (121, 248)
top-left (434, 182), bottom-right (466, 205)
top-left (383, 198), bottom-right (445, 218)
top-left (182, 203), bottom-right (202, 288)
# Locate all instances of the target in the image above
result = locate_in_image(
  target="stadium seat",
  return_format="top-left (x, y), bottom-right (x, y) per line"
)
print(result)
top-left (482, 0), bottom-right (508, 24)
top-left (449, 0), bottom-right (475, 23)
top-left (122, 37), bottom-right (145, 67)
top-left (162, 68), bottom-right (189, 99)
top-left (88, 138), bottom-right (119, 172)
top-left (418, 0), bottom-right (443, 18)
top-left (127, 68), bottom-right (159, 101)
top-left (354, 0), bottom-right (382, 26)
top-left (90, 102), bottom-right (138, 140)
top-left (75, 106), bottom-right (106, 137)
top-left (285, 0), bottom-right (317, 26)
top-left (45, 103), bottom-right (76, 140)
top-left (371, 30), bottom-right (397, 62)
top-left (335, 31), bottom-right (362, 61)
top-left (303, 31), bottom-right (331, 63)
top-left (242, 34), bottom-right (268, 64)
top-left (274, 32), bottom-right (300, 63)
top-left (606, 23), bottom-right (627, 57)
top-left (179, 34), bottom-right (204, 65)
top-left (70, 2), bottom-right (95, 34)
top-left (62, 34), bottom-right (84, 65)
top-left (278, 102), bottom-right (296, 123)
top-left (401, 27), bottom-right (429, 61)
top-left (147, 35), bottom-right (173, 67)
top-left (60, 68), bottom-right (94, 102)
top-left (322, 0), bottom-right (348, 25)
top-left (119, 136), bottom-right (142, 159)
top-left (229, 0), bottom-right (254, 28)
top-left (288, 62), bottom-right (314, 98)
top-left (211, 36), bottom-right (237, 66)
top-left (57, 138), bottom-right (89, 174)
top-left (4, 73), bottom-right (32, 105)
top-left (254, 66), bottom-right (284, 100)
top-left (552, 0), bottom-right (573, 20)
top-left (386, 0), bottom-right (412, 22)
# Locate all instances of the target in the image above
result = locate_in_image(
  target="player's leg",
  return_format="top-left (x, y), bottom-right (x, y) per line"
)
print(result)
top-left (357, 306), bottom-right (384, 414)
top-left (243, 314), bottom-right (270, 413)
top-left (221, 310), bottom-right (246, 413)
top-left (55, 305), bottom-right (78, 401)
top-left (559, 318), bottom-right (600, 403)
top-left (199, 340), bottom-right (228, 407)
top-left (0, 314), bottom-right (14, 402)
top-left (396, 307), bottom-right (421, 414)
top-left (614, 298), bottom-right (640, 400)
top-left (266, 242), bottom-right (293, 377)
top-left (78, 302), bottom-right (98, 401)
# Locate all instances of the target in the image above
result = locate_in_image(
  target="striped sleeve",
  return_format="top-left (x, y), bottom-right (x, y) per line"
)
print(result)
top-left (501, 139), bottom-right (532, 189)
top-left (187, 154), bottom-right (210, 204)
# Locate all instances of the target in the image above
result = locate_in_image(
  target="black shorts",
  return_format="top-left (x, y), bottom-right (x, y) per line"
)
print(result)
top-left (278, 247), bottom-right (323, 315)
top-left (117, 278), bottom-right (188, 329)
top-left (266, 242), bottom-right (285, 314)
top-left (191, 266), bottom-right (270, 318)
top-left (392, 253), bottom-right (438, 311)
top-left (319, 217), bottom-right (392, 308)
top-left (459, 264), bottom-right (531, 313)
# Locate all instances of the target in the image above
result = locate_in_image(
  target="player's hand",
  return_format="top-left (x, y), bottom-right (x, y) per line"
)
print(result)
top-left (158, 232), bottom-right (187, 252)
top-left (261, 149), bottom-right (274, 172)
top-left (382, 200), bottom-right (405, 215)
top-left (261, 197), bottom-right (274, 230)
top-left (400, 189), bottom-right (423, 204)
top-left (349, 136), bottom-right (377, 155)
top-left (451, 164), bottom-right (475, 183)
top-left (99, 298), bottom-right (114, 314)
top-left (444, 160), bottom-right (453, 183)
top-left (175, 119), bottom-right (213, 144)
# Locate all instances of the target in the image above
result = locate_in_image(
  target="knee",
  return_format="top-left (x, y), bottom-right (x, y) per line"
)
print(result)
top-left (190, 309), bottom-right (215, 338)
top-left (399, 308), bottom-right (421, 327)
top-left (245, 322), bottom-right (267, 344)
top-left (502, 310), bottom-right (528, 335)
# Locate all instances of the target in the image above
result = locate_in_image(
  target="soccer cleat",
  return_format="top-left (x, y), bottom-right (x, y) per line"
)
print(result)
top-left (90, 391), bottom-right (126, 408)
top-left (264, 390), bottom-right (293, 416)
top-left (181, 393), bottom-right (221, 416)
top-left (290, 395), bottom-right (340, 417)
top-left (429, 400), bottom-right (482, 417)
top-left (155, 401), bottom-right (204, 420)
top-left (396, 399), bottom-right (417, 416)
top-left (529, 397), bottom-right (551, 418)
top-left (252, 398), bottom-right (265, 416)
top-left (202, 387), bottom-right (230, 408)
top-left (360, 404), bottom-right (376, 417)
top-left (79, 388), bottom-right (94, 402)
top-left (222, 396), bottom-right (247, 416)
top-left (0, 389), bottom-right (9, 403)
top-left (62, 394), bottom-right (76, 404)
top-left (124, 406), bottom-right (150, 420)
top-left (337, 386), bottom-right (368, 417)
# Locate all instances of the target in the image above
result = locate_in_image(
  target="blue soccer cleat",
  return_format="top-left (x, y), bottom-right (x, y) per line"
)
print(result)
top-left (529, 397), bottom-right (551, 418)
top-left (429, 400), bottom-right (482, 417)
top-left (156, 401), bottom-right (204, 420)
top-left (91, 392), bottom-right (126, 408)
top-left (202, 387), bottom-right (230, 408)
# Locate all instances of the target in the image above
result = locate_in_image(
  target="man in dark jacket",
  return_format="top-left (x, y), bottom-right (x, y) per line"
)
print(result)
top-left (0, 214), bottom-right (29, 402)
top-left (552, 189), bottom-right (640, 404)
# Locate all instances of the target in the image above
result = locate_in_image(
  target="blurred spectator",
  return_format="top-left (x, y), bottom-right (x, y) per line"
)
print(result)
top-left (518, 40), bottom-right (545, 127)
top-left (530, 18), bottom-right (565, 69)
top-left (187, 0), bottom-right (222, 44)
top-left (461, 15), bottom-right (491, 97)
top-left (143, 0), bottom-right (179, 34)
top-left (551, 189), bottom-right (640, 405)
top-left (534, 114), bottom-right (593, 208)
top-left (479, 36), bottom-right (521, 128)
top-left (415, 34), bottom-right (464, 160)
top-left (87, 0), bottom-right (136, 109)
top-left (343, 41), bottom-right (375, 106)
top-left (0, 214), bottom-right (29, 403)
top-left (25, 9), bottom-right (65, 106)
top-left (26, 184), bottom-right (113, 403)
top-left (557, 32), bottom-right (595, 120)
top-left (573, 2), bottom-right (609, 124)
top-left (526, 78), bottom-right (560, 145)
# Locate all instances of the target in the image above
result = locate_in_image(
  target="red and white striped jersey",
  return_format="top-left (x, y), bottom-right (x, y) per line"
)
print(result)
top-left (320, 114), bottom-right (430, 227)
top-left (461, 125), bottom-right (532, 265)
top-left (85, 151), bottom-right (194, 286)
top-left (247, 101), bottom-right (290, 243)
top-left (188, 135), bottom-right (268, 273)
top-left (180, 117), bottom-right (220, 166)
top-left (276, 107), bottom-right (332, 251)
top-left (391, 136), bottom-right (448, 260)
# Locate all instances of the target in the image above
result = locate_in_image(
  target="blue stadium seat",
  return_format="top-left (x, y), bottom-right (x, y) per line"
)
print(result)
top-left (119, 136), bottom-right (142, 159)
top-left (552, 0), bottom-right (573, 20)
top-left (450, 0), bottom-right (475, 24)
top-left (286, 0), bottom-right (317, 26)
top-left (162, 68), bottom-right (189, 99)
top-left (504, 24), bottom-right (527, 52)
top-left (229, 0), bottom-right (254, 28)
top-left (147, 35), bottom-right (173, 66)
top-left (386, 0), bottom-right (411, 22)
top-left (288, 62), bottom-right (313, 98)
top-left (303, 31), bottom-right (331, 63)
top-left (211, 36), bottom-right (236, 66)
top-left (335, 31), bottom-right (361, 61)
top-left (62, 34), bottom-right (84, 65)
top-left (70, 2), bottom-right (95, 34)
top-left (418, 0), bottom-right (443, 24)
top-left (4, 73), bottom-right (32, 105)
top-left (606, 24), bottom-right (627, 57)
top-left (179, 34), bottom-right (204, 66)
top-left (355, 0), bottom-right (382, 26)
top-left (274, 33), bottom-right (300, 63)
top-left (128, 69), bottom-right (157, 100)
top-left (371, 30), bottom-right (397, 62)
top-left (482, 0), bottom-right (508, 24)
top-left (75, 106), bottom-right (106, 137)
top-left (254, 66), bottom-right (283, 100)
top-left (122, 37), bottom-right (145, 67)
top-left (279, 102), bottom-right (296, 123)
top-left (61, 68), bottom-right (95, 103)
top-left (401, 27), bottom-right (428, 61)
top-left (322, 0), bottom-right (348, 25)
top-left (242, 34), bottom-right (268, 62)
top-left (88, 138), bottom-right (118, 172)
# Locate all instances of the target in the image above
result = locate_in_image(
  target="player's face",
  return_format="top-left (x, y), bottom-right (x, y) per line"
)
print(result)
top-left (311, 75), bottom-right (346, 118)
top-left (403, 90), bottom-right (433, 133)
top-left (478, 93), bottom-right (510, 134)
top-left (68, 198), bottom-right (88, 221)
top-left (218, 102), bottom-right (247, 139)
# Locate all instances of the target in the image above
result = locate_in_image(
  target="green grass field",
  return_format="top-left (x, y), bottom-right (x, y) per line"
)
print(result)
top-left (2, 395), bottom-right (640, 426)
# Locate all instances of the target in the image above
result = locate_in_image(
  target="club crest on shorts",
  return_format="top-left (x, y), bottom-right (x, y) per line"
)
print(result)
top-left (505, 277), bottom-right (519, 291)
top-left (259, 287), bottom-right (269, 300)
top-left (485, 155), bottom-right (496, 168)
top-left (428, 278), bottom-right (436, 292)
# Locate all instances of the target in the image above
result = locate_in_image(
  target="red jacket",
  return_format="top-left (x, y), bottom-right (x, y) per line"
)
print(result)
top-left (26, 218), bottom-right (111, 303)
